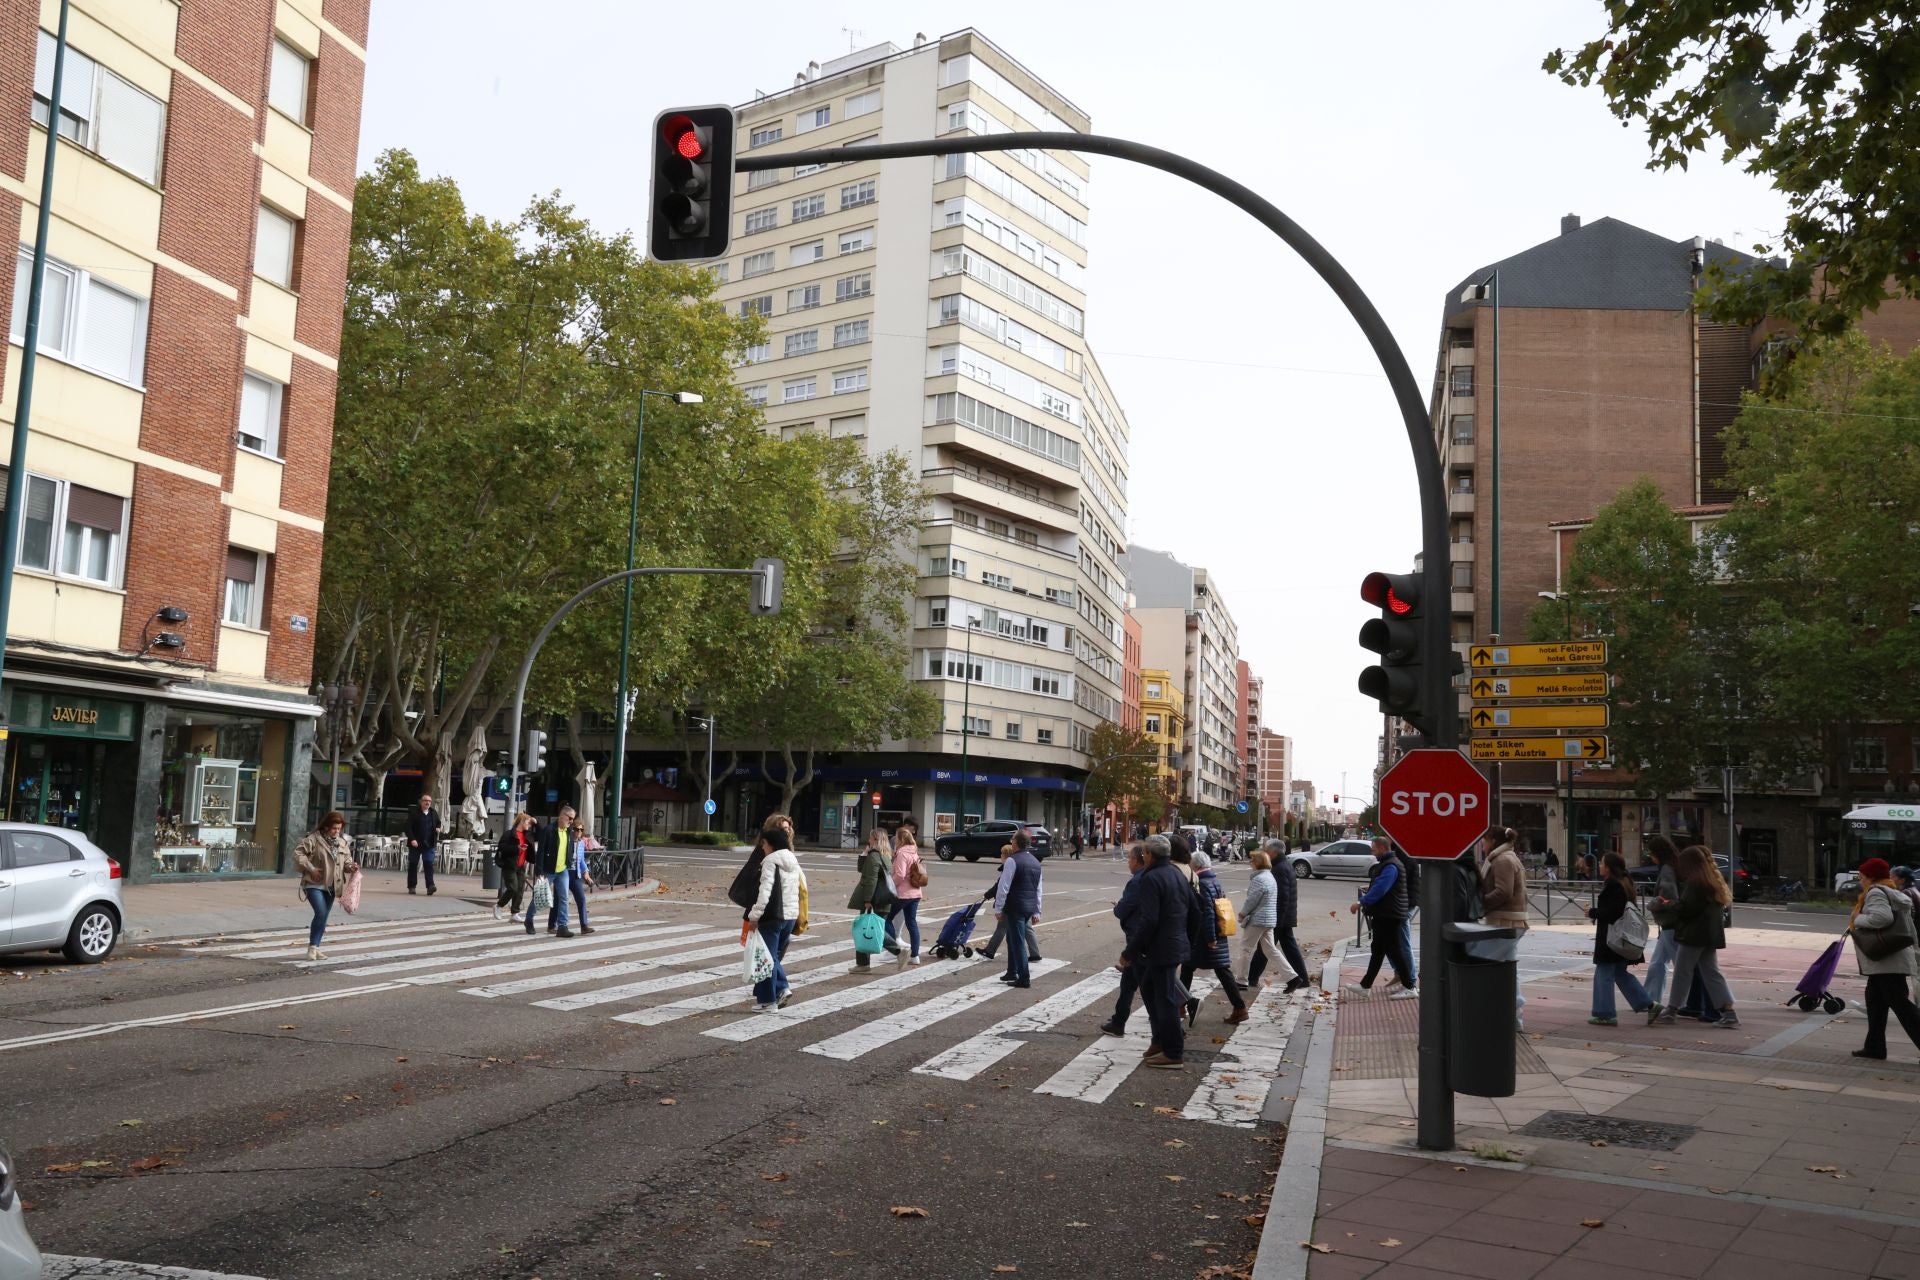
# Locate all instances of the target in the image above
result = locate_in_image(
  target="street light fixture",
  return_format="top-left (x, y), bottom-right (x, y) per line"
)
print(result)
top-left (690, 713), bottom-right (717, 832)
top-left (609, 388), bottom-right (705, 849)
top-left (957, 619), bottom-right (979, 833)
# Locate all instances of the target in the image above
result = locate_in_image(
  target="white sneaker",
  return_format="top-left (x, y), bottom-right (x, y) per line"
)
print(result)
top-left (491, 906), bottom-right (503, 921)
top-left (307, 946), bottom-right (326, 961)
top-left (1390, 989), bottom-right (1420, 1000)
top-left (896, 949), bottom-right (911, 969)
top-left (909, 955), bottom-right (921, 966)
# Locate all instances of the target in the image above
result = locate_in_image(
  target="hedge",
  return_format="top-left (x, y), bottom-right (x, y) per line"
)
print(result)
top-left (668, 830), bottom-right (741, 846)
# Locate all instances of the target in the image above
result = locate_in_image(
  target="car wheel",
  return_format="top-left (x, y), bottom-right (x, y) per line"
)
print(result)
top-left (937, 846), bottom-right (956, 862)
top-left (965, 853), bottom-right (980, 862)
top-left (63, 904), bottom-right (119, 964)
top-left (1291, 859), bottom-right (1314, 880)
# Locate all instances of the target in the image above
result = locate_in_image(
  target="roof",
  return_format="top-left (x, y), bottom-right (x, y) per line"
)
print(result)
top-left (1444, 217), bottom-right (1755, 321)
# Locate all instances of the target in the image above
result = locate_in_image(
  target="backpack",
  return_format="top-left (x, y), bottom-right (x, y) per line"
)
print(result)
top-left (1396, 853), bottom-right (1421, 901)
top-left (1452, 860), bottom-right (1485, 923)
top-left (727, 848), bottom-right (767, 910)
top-left (1185, 874), bottom-right (1217, 951)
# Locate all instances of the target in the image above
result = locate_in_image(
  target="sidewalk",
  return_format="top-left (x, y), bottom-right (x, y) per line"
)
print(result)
top-left (1258, 925), bottom-right (1920, 1280)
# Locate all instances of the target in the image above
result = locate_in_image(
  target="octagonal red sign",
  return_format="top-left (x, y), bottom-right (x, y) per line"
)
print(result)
top-left (1377, 748), bottom-right (1489, 860)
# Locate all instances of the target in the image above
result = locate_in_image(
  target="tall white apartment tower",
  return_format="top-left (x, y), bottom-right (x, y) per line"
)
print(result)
top-left (713, 32), bottom-right (1132, 841)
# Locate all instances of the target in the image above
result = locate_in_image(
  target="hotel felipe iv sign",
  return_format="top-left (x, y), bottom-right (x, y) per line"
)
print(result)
top-left (8, 690), bottom-right (137, 741)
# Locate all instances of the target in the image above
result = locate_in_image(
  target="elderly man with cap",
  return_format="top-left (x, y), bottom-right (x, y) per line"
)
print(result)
top-left (1120, 834), bottom-right (1193, 1068)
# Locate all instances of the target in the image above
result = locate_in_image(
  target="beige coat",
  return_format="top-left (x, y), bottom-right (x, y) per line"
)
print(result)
top-left (1852, 885), bottom-right (1918, 977)
top-left (1480, 843), bottom-right (1528, 929)
top-left (294, 830), bottom-right (355, 897)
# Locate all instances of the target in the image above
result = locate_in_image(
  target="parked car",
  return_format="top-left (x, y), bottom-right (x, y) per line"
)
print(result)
top-left (934, 820), bottom-right (1053, 862)
top-left (0, 1142), bottom-right (39, 1280)
top-left (1629, 852), bottom-right (1751, 903)
top-left (0, 824), bottom-right (125, 963)
top-left (1288, 838), bottom-right (1380, 881)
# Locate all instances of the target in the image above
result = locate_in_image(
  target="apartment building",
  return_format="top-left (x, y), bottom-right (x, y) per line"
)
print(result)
top-left (1132, 546), bottom-right (1239, 809)
top-left (1257, 728), bottom-right (1292, 826)
top-left (709, 32), bottom-right (1130, 841)
top-left (1121, 610), bottom-right (1141, 735)
top-left (0, 1), bottom-right (366, 879)
top-left (1235, 659), bottom-right (1261, 804)
top-left (1140, 667), bottom-right (1182, 802)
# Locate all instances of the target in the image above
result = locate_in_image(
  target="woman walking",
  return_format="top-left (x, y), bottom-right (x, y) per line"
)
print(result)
top-left (1639, 835), bottom-right (1681, 1020)
top-left (1183, 851), bottom-right (1249, 1025)
top-left (494, 812), bottom-right (535, 921)
top-left (889, 820), bottom-right (925, 967)
top-left (1652, 844), bottom-right (1739, 1029)
top-left (1237, 849), bottom-right (1295, 993)
top-left (1587, 853), bottom-right (1652, 1025)
top-left (294, 811), bottom-right (357, 961)
top-left (746, 824), bottom-right (804, 1011)
top-left (847, 826), bottom-right (900, 972)
top-left (1848, 858), bottom-right (1920, 1060)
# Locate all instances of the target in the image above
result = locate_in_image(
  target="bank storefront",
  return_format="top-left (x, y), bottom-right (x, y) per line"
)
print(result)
top-left (1, 667), bottom-right (319, 882)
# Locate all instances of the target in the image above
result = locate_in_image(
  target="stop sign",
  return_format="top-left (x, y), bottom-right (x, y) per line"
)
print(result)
top-left (1377, 749), bottom-right (1489, 860)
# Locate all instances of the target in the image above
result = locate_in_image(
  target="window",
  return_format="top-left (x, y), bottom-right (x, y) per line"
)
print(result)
top-left (268, 37), bottom-right (311, 124)
top-left (744, 384), bottom-right (768, 407)
top-left (747, 168), bottom-right (780, 191)
top-left (791, 240), bottom-right (824, 267)
top-left (33, 31), bottom-right (166, 184)
top-left (928, 556), bottom-right (966, 578)
top-left (782, 377), bottom-right (816, 403)
top-left (744, 207), bottom-right (778, 235)
top-left (1452, 520), bottom-right (1473, 545)
top-left (846, 89), bottom-right (881, 118)
top-left (796, 104), bottom-right (831, 132)
top-left (839, 227), bottom-right (874, 254)
top-left (1013, 528), bottom-right (1038, 545)
top-left (841, 179), bottom-right (876, 208)
top-left (784, 329), bottom-right (818, 357)
top-left (1146, 715), bottom-right (1162, 734)
top-left (741, 341), bottom-right (771, 364)
top-left (986, 518), bottom-right (1009, 537)
top-left (963, 716), bottom-right (991, 736)
top-left (1036, 728), bottom-right (1054, 746)
top-left (1450, 414), bottom-right (1474, 444)
top-left (830, 414), bottom-right (865, 438)
top-left (255, 205), bottom-right (297, 288)
top-left (739, 295), bottom-right (772, 318)
top-left (787, 284), bottom-right (821, 310)
top-left (833, 319), bottom-right (869, 347)
top-left (1453, 473), bottom-right (1474, 493)
top-left (224, 547), bottom-right (264, 627)
top-left (1044, 586), bottom-right (1074, 607)
top-left (11, 831), bottom-right (76, 867)
top-left (793, 161), bottom-right (825, 178)
top-left (954, 509), bottom-right (979, 528)
top-left (238, 373), bottom-right (285, 457)
top-left (1850, 736), bottom-right (1888, 773)
top-left (1451, 561), bottom-right (1473, 590)
top-left (792, 193), bottom-right (826, 222)
top-left (982, 571), bottom-right (1012, 590)
top-left (1005, 722), bottom-right (1022, 741)
top-left (831, 367), bottom-right (867, 394)
top-left (835, 272), bottom-right (872, 302)
top-left (742, 251), bottom-right (775, 277)
top-left (11, 246), bottom-right (149, 385)
top-left (749, 124), bottom-right (783, 148)
top-left (60, 484), bottom-right (123, 583)
top-left (1146, 682), bottom-right (1162, 698)
top-left (1450, 366), bottom-right (1474, 397)
top-left (708, 262), bottom-right (729, 284)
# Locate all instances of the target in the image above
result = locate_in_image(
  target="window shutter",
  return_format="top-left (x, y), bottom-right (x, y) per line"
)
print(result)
top-left (94, 72), bottom-right (164, 184)
top-left (226, 547), bottom-right (258, 583)
top-left (65, 484), bottom-right (125, 531)
top-left (79, 279), bottom-right (141, 382)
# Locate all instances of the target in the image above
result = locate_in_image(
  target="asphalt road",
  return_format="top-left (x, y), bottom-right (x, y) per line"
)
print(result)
top-left (0, 851), bottom-right (1360, 1280)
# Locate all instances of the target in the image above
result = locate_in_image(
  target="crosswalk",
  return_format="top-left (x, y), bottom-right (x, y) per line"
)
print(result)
top-left (168, 910), bottom-right (1304, 1126)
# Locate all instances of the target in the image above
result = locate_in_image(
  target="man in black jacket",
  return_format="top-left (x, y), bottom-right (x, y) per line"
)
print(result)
top-left (1121, 834), bottom-right (1193, 1068)
top-left (1100, 842), bottom-right (1150, 1036)
top-left (1252, 837), bottom-right (1312, 992)
top-left (404, 794), bottom-right (440, 895)
top-left (1350, 837), bottom-right (1417, 997)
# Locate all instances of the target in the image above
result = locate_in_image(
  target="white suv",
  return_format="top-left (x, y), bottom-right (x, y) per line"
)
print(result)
top-left (0, 824), bottom-right (125, 963)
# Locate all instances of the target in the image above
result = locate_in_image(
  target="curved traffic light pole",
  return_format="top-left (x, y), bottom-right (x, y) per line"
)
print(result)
top-left (741, 133), bottom-right (1458, 1150)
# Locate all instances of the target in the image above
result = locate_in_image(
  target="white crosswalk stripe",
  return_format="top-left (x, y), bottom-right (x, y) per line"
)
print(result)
top-left (912, 969), bottom-right (1122, 1081)
top-left (525, 940), bottom-right (845, 1008)
top-left (1179, 984), bottom-right (1302, 1127)
top-left (392, 928), bottom-right (739, 986)
top-left (333, 922), bottom-right (697, 976)
top-left (803, 959), bottom-right (1069, 1061)
top-left (229, 919), bottom-right (526, 960)
top-left (1034, 976), bottom-right (1216, 1104)
top-left (704, 955), bottom-right (984, 1042)
top-left (610, 955), bottom-right (851, 1026)
top-left (176, 913), bottom-right (492, 950)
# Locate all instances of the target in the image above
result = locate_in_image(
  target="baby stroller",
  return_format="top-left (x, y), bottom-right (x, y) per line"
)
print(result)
top-left (931, 900), bottom-right (983, 960)
top-left (1783, 938), bottom-right (1847, 1014)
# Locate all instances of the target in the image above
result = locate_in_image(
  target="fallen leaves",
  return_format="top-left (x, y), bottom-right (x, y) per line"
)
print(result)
top-left (277, 1024), bottom-right (299, 1031)
top-left (657, 1098), bottom-right (677, 1106)
top-left (1301, 1242), bottom-right (1335, 1254)
top-left (1589, 1139), bottom-right (1608, 1148)
top-left (744, 1240), bottom-right (774, 1248)
top-left (128, 1157), bottom-right (179, 1172)
top-left (992, 1267), bottom-right (1019, 1274)
top-left (1164, 1174), bottom-right (1186, 1183)
top-left (1580, 1219), bottom-right (1605, 1229)
top-left (341, 1093), bottom-right (361, 1102)
top-left (117, 1119), bottom-right (143, 1128)
top-left (1378, 1238), bottom-right (1403, 1248)
top-left (1243, 1214), bottom-right (1266, 1229)
top-left (43, 1163), bottom-right (84, 1174)
top-left (1153, 1106), bottom-right (1182, 1117)
top-left (760, 1172), bottom-right (790, 1182)
top-left (889, 1206), bottom-right (928, 1219)
top-left (1807, 1165), bottom-right (1839, 1173)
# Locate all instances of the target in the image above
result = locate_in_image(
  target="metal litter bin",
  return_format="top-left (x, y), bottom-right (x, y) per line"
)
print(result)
top-left (1443, 921), bottom-right (1518, 1098)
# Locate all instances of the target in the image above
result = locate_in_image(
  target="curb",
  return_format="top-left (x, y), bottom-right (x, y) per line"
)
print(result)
top-left (1251, 939), bottom-right (1348, 1280)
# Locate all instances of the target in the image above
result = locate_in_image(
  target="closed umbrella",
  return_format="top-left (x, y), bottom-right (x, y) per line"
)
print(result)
top-left (576, 761), bottom-right (599, 842)
top-left (459, 723), bottom-right (489, 839)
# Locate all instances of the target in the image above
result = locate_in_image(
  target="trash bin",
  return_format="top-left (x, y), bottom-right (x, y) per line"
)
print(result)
top-left (1443, 921), bottom-right (1519, 1098)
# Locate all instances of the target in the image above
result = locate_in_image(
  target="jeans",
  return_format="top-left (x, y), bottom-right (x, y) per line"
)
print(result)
top-left (1004, 913), bottom-right (1032, 984)
top-left (495, 864), bottom-right (526, 912)
top-left (1237, 926), bottom-right (1290, 987)
top-left (1182, 959), bottom-right (1246, 1010)
top-left (1592, 962), bottom-right (1650, 1018)
top-left (887, 898), bottom-right (921, 958)
top-left (526, 871), bottom-right (571, 931)
top-left (1862, 972), bottom-right (1920, 1056)
top-left (1399, 919), bottom-right (1419, 986)
top-left (1110, 964), bottom-right (1139, 1028)
top-left (1137, 962), bottom-right (1186, 1060)
top-left (754, 918), bottom-right (796, 1006)
top-left (1361, 915), bottom-right (1416, 989)
top-left (1668, 945), bottom-right (1734, 1012)
top-left (406, 847), bottom-right (437, 893)
top-left (304, 887), bottom-right (334, 946)
top-left (1644, 929), bottom-right (1678, 1005)
top-left (548, 869), bottom-right (588, 931)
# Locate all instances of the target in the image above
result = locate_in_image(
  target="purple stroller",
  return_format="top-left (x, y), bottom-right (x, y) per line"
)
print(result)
top-left (1784, 938), bottom-right (1847, 1014)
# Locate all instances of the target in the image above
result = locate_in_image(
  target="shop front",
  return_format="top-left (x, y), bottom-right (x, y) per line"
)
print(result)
top-left (0, 688), bottom-right (142, 858)
top-left (152, 705), bottom-right (294, 876)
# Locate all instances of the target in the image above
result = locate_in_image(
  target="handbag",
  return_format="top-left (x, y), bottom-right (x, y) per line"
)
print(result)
top-left (1213, 895), bottom-right (1238, 938)
top-left (866, 853), bottom-right (897, 911)
top-left (1853, 888), bottom-right (1917, 961)
top-left (727, 848), bottom-right (767, 910)
top-left (908, 854), bottom-right (929, 890)
top-left (530, 874), bottom-right (554, 914)
top-left (339, 866), bottom-right (363, 916)
top-left (1605, 900), bottom-right (1649, 963)
top-left (795, 871), bottom-right (810, 935)
top-left (743, 929), bottom-right (776, 985)
top-left (851, 909), bottom-right (887, 956)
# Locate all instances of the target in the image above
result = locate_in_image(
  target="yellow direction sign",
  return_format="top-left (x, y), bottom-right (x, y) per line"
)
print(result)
top-left (1470, 673), bottom-right (1609, 700)
top-left (1470, 704), bottom-right (1610, 730)
top-left (1468, 641), bottom-right (1608, 669)
top-left (1469, 736), bottom-right (1609, 762)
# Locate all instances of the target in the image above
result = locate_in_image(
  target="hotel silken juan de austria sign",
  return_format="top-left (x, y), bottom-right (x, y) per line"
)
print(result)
top-left (1467, 642), bottom-right (1610, 762)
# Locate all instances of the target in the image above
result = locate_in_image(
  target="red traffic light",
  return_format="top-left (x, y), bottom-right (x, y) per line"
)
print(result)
top-left (675, 128), bottom-right (705, 160)
top-left (870, 792), bottom-right (881, 806)
top-left (1360, 571), bottom-right (1415, 615)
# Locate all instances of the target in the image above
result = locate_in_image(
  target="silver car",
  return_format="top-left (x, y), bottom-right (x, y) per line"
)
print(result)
top-left (0, 1142), bottom-right (38, 1279)
top-left (0, 824), bottom-right (125, 963)
top-left (1288, 838), bottom-right (1380, 881)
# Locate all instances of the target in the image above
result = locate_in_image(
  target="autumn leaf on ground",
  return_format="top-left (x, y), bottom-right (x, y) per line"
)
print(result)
top-left (1580, 1219), bottom-right (1605, 1228)
top-left (993, 1267), bottom-right (1019, 1274)
top-left (760, 1172), bottom-right (790, 1182)
top-left (745, 1240), bottom-right (774, 1248)
top-left (1164, 1174), bottom-right (1185, 1182)
top-left (1243, 1214), bottom-right (1266, 1228)
top-left (277, 1024), bottom-right (298, 1030)
top-left (1164, 1138), bottom-right (1187, 1148)
top-left (1807, 1165), bottom-right (1839, 1173)
top-left (118, 1119), bottom-right (143, 1128)
top-left (79, 1161), bottom-right (111, 1169)
top-left (128, 1157), bottom-right (179, 1171)
top-left (1301, 1242), bottom-right (1334, 1253)
top-left (43, 1163), bottom-right (82, 1174)
top-left (1153, 1106), bottom-right (1181, 1116)
top-left (890, 1206), bottom-right (928, 1218)
top-left (341, 1094), bottom-right (360, 1101)
top-left (1065, 1221), bottom-right (1089, 1228)
top-left (658, 1098), bottom-right (677, 1106)
top-left (1588, 1139), bottom-right (1608, 1147)
top-left (1379, 1238), bottom-right (1403, 1247)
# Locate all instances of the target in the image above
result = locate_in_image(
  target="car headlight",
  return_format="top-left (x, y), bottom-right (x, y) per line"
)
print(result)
top-left (0, 1143), bottom-right (16, 1212)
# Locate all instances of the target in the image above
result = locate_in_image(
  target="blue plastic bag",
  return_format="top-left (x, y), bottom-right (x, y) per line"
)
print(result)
top-left (851, 909), bottom-right (887, 956)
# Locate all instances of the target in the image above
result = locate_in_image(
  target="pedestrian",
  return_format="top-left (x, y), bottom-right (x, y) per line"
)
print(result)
top-left (551, 813), bottom-right (594, 935)
top-left (1847, 857), bottom-right (1920, 1061)
top-left (847, 825), bottom-right (901, 972)
top-left (1100, 841), bottom-right (1151, 1036)
top-left (1237, 848), bottom-right (1297, 994)
top-left (493, 811), bottom-right (535, 920)
top-left (1248, 838), bottom-right (1310, 991)
top-left (1543, 848), bottom-right (1560, 882)
top-left (889, 820), bottom-right (925, 967)
top-left (1587, 852), bottom-right (1652, 1025)
top-left (992, 829), bottom-right (1044, 988)
top-left (974, 838), bottom-right (1042, 964)
top-left (294, 811), bottom-right (356, 961)
top-left (524, 804), bottom-right (579, 938)
top-left (1121, 834), bottom-right (1193, 1068)
top-left (1639, 834), bottom-right (1681, 1020)
top-left (1477, 826), bottom-right (1530, 1028)
top-left (746, 824), bottom-right (804, 1011)
top-left (1652, 844), bottom-right (1740, 1028)
top-left (1892, 866), bottom-right (1920, 915)
top-left (1350, 836), bottom-right (1417, 998)
top-left (1184, 851), bottom-right (1250, 1024)
top-left (404, 792), bottom-right (440, 895)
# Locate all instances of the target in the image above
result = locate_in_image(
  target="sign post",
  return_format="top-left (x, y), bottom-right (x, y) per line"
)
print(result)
top-left (1376, 748), bottom-right (1492, 1152)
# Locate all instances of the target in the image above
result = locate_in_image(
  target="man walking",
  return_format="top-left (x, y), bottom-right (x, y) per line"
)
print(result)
top-left (993, 828), bottom-right (1044, 988)
top-left (405, 793), bottom-right (440, 895)
top-left (1101, 841), bottom-right (1151, 1035)
top-left (526, 805), bottom-right (579, 938)
top-left (1122, 834), bottom-right (1193, 1068)
top-left (1350, 836), bottom-right (1417, 998)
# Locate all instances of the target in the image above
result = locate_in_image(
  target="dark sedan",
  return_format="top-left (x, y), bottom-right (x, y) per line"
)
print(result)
top-left (934, 820), bottom-right (1052, 862)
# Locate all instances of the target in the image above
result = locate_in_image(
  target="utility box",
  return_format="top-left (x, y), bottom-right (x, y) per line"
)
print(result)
top-left (1443, 921), bottom-right (1519, 1098)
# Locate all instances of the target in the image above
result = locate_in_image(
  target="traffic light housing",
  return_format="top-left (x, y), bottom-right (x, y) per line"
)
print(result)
top-left (751, 556), bottom-right (785, 616)
top-left (1358, 570), bottom-right (1431, 735)
top-left (649, 106), bottom-right (734, 261)
top-left (525, 728), bottom-right (548, 774)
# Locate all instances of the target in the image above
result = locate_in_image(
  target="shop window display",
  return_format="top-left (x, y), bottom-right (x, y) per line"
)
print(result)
top-left (157, 710), bottom-right (287, 874)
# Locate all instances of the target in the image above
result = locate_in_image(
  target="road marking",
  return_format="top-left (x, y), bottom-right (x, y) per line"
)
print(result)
top-left (612, 955), bottom-right (851, 1026)
top-left (804, 959), bottom-right (1070, 1061)
top-left (228, 918), bottom-right (524, 959)
top-left (42, 1253), bottom-right (271, 1279)
top-left (1035, 977), bottom-right (1215, 1104)
top-left (179, 912), bottom-right (491, 949)
top-left (0, 982), bottom-right (406, 1053)
top-left (393, 928), bottom-right (738, 986)
top-left (1180, 985), bottom-right (1302, 1127)
top-left (333, 921), bottom-right (689, 975)
top-left (913, 969), bottom-right (1121, 1081)
top-left (525, 940), bottom-right (845, 1008)
top-left (705, 955), bottom-right (984, 1042)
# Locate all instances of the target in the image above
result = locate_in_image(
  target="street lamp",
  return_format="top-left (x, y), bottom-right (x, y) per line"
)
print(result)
top-left (691, 713), bottom-right (716, 832)
top-left (957, 618), bottom-right (979, 832)
top-left (318, 682), bottom-right (360, 813)
top-left (1538, 590), bottom-right (1576, 861)
top-left (609, 388), bottom-right (704, 849)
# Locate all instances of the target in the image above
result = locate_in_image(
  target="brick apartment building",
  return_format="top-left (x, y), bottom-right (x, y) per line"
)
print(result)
top-left (0, 0), bottom-right (367, 880)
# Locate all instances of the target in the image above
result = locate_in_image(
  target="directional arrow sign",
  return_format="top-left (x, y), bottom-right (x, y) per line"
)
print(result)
top-left (1469, 737), bottom-right (1609, 762)
top-left (1470, 673), bottom-right (1610, 700)
top-left (1469, 641), bottom-right (1608, 668)
top-left (1470, 704), bottom-right (1610, 730)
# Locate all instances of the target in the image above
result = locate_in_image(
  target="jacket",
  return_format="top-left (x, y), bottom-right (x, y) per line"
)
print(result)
top-left (294, 830), bottom-right (353, 896)
top-left (1241, 869), bottom-right (1279, 930)
top-left (1193, 868), bottom-right (1233, 968)
top-left (1115, 864), bottom-right (1147, 926)
top-left (848, 848), bottom-right (892, 910)
top-left (404, 805), bottom-right (440, 852)
top-left (995, 849), bottom-right (1043, 918)
top-left (1273, 857), bottom-right (1298, 928)
top-left (1360, 855), bottom-right (1409, 921)
top-left (892, 843), bottom-right (923, 901)
top-left (1589, 878), bottom-right (1642, 965)
top-left (749, 849), bottom-right (803, 923)
top-left (1852, 885), bottom-right (1918, 977)
top-left (1481, 844), bottom-right (1528, 925)
top-left (495, 827), bottom-right (531, 871)
top-left (1122, 859), bottom-right (1192, 968)
top-left (532, 820), bottom-right (573, 875)
top-left (1670, 879), bottom-right (1728, 950)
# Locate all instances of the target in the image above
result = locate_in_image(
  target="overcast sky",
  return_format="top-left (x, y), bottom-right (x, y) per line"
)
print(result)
top-left (358, 1), bottom-right (1786, 813)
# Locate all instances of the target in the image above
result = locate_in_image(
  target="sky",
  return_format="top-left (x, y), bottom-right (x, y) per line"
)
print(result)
top-left (356, 0), bottom-right (1787, 814)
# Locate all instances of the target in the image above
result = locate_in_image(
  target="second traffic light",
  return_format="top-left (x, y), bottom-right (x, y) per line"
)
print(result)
top-left (1358, 570), bottom-right (1430, 735)
top-left (649, 106), bottom-right (734, 262)
top-left (525, 728), bottom-right (548, 774)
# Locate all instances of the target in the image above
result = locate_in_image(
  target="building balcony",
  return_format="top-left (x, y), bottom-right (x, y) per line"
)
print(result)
top-left (1448, 491), bottom-right (1476, 516)
top-left (1451, 590), bottom-right (1475, 616)
top-left (1449, 540), bottom-right (1476, 563)
top-left (1448, 442), bottom-right (1475, 468)
top-left (922, 467), bottom-right (1079, 534)
top-left (924, 517), bottom-right (1078, 563)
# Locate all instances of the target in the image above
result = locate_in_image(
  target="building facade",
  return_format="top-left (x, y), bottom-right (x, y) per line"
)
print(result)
top-left (1140, 666), bottom-right (1182, 807)
top-left (708, 32), bottom-right (1129, 841)
top-left (0, 1), bottom-right (367, 879)
top-left (1235, 659), bottom-right (1260, 806)
top-left (1132, 546), bottom-right (1239, 809)
top-left (1121, 609), bottom-right (1142, 735)
top-left (1258, 728), bottom-right (1292, 826)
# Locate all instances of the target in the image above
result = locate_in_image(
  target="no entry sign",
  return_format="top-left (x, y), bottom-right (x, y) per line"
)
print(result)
top-left (1377, 748), bottom-right (1489, 860)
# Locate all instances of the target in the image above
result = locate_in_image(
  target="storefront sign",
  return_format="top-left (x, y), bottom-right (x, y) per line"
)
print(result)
top-left (8, 689), bottom-right (137, 741)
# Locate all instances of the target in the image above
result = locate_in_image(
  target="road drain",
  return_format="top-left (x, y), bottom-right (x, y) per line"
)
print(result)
top-left (1515, 1111), bottom-right (1697, 1150)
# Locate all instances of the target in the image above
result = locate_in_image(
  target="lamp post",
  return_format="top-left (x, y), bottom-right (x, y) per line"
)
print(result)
top-left (320, 682), bottom-right (360, 813)
top-left (957, 619), bottom-right (979, 831)
top-left (608, 388), bottom-right (704, 849)
top-left (691, 713), bottom-right (716, 832)
top-left (1539, 590), bottom-right (1576, 859)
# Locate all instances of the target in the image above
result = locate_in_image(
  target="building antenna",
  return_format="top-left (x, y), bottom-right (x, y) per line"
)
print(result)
top-left (842, 26), bottom-right (862, 53)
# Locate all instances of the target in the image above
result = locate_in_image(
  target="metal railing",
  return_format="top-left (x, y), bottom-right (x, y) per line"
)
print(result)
top-left (1525, 878), bottom-right (1600, 923)
top-left (586, 847), bottom-right (647, 887)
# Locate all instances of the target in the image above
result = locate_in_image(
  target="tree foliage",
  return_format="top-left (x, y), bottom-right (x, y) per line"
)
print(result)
top-left (1081, 722), bottom-right (1162, 817)
top-left (1546, 1), bottom-right (1920, 334)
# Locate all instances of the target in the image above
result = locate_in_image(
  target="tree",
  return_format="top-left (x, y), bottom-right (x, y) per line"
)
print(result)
top-left (1546, 2), bottom-right (1920, 335)
top-left (1082, 723), bottom-right (1161, 816)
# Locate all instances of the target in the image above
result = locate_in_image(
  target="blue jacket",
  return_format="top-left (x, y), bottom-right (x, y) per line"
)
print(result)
top-left (1193, 868), bottom-right (1232, 968)
top-left (1359, 856), bottom-right (1409, 919)
top-left (1122, 859), bottom-right (1192, 968)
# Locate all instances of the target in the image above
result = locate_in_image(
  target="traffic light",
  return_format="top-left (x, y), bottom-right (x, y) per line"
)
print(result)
top-left (649, 106), bottom-right (734, 261)
top-left (750, 556), bottom-right (785, 616)
top-left (1358, 570), bottom-right (1430, 734)
top-left (870, 791), bottom-right (881, 808)
top-left (525, 728), bottom-right (548, 774)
